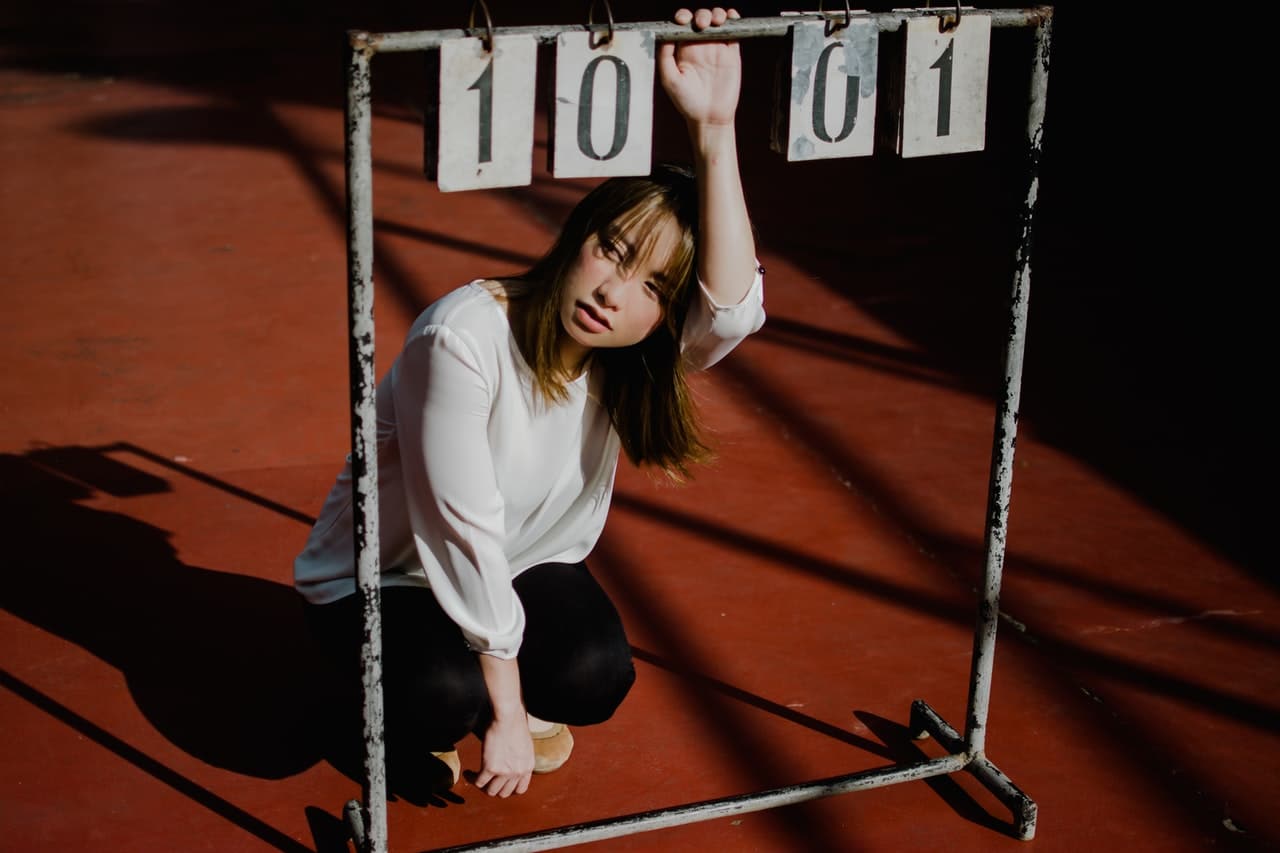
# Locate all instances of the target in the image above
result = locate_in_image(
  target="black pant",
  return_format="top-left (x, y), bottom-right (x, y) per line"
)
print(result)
top-left (305, 561), bottom-right (635, 758)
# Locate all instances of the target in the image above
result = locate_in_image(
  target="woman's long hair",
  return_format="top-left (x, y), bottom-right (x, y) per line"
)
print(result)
top-left (508, 164), bottom-right (710, 480)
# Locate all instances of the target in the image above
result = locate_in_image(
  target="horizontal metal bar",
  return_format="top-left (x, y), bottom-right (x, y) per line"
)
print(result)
top-left (358, 7), bottom-right (1053, 53)
top-left (426, 753), bottom-right (968, 853)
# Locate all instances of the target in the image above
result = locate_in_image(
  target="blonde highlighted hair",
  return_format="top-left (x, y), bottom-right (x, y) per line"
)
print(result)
top-left (508, 164), bottom-right (710, 479)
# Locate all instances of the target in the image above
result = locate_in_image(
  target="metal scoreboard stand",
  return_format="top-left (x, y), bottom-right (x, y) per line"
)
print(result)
top-left (340, 6), bottom-right (1054, 850)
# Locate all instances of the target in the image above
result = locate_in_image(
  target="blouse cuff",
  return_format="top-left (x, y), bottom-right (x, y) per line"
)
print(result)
top-left (697, 261), bottom-right (766, 310)
top-left (463, 630), bottom-right (521, 661)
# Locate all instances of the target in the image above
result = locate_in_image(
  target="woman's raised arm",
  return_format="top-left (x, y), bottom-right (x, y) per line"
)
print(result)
top-left (658, 7), bottom-right (758, 306)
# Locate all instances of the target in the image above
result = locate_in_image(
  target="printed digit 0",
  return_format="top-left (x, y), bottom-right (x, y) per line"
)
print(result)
top-left (811, 42), bottom-right (860, 144)
top-left (577, 55), bottom-right (631, 161)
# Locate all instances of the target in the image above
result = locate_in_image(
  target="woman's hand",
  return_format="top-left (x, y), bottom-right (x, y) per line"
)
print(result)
top-left (476, 714), bottom-right (535, 797)
top-left (658, 8), bottom-right (743, 129)
top-left (474, 654), bottom-right (534, 797)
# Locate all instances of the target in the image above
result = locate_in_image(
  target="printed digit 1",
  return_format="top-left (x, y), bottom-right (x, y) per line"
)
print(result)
top-left (577, 56), bottom-right (631, 161)
top-left (812, 41), bottom-right (860, 144)
top-left (930, 40), bottom-right (953, 137)
top-left (468, 58), bottom-right (494, 163)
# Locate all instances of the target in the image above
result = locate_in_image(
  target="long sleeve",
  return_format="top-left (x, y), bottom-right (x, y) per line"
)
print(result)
top-left (681, 263), bottom-right (766, 370)
top-left (294, 282), bottom-right (617, 631)
top-left (392, 324), bottom-right (525, 659)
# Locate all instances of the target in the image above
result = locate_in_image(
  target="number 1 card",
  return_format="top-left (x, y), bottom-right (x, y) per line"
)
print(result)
top-left (430, 35), bottom-right (538, 192)
top-left (898, 12), bottom-right (991, 158)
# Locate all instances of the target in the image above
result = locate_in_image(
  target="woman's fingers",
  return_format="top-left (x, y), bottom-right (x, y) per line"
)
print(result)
top-left (678, 7), bottom-right (739, 31)
top-left (476, 761), bottom-right (532, 797)
top-left (477, 770), bottom-right (519, 797)
top-left (657, 40), bottom-right (678, 79)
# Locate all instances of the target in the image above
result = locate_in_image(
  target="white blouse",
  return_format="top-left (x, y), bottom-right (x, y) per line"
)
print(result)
top-left (294, 271), bottom-right (765, 658)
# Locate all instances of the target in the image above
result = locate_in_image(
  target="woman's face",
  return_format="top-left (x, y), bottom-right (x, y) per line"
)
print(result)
top-left (558, 215), bottom-right (684, 365)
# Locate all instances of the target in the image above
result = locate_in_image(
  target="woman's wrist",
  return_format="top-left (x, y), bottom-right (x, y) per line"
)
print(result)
top-left (687, 120), bottom-right (737, 162)
top-left (478, 652), bottom-right (526, 723)
top-left (490, 699), bottom-right (526, 723)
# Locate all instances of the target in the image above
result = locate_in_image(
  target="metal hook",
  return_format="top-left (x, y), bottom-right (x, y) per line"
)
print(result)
top-left (938, 0), bottom-right (963, 33)
top-left (817, 0), bottom-right (852, 34)
top-left (587, 0), bottom-right (615, 48)
top-left (468, 0), bottom-right (495, 52)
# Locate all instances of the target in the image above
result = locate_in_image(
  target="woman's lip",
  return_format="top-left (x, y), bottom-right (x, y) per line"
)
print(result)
top-left (575, 301), bottom-right (612, 332)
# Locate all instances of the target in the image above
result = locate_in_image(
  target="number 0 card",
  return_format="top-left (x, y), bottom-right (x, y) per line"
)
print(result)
top-left (551, 31), bottom-right (656, 179)
top-left (776, 19), bottom-right (878, 162)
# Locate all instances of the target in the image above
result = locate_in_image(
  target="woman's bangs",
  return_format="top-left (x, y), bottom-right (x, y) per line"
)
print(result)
top-left (608, 201), bottom-right (696, 309)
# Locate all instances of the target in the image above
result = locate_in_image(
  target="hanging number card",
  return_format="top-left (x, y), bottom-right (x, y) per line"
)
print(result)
top-left (433, 35), bottom-right (537, 192)
top-left (778, 19), bottom-right (878, 161)
top-left (551, 31), bottom-right (656, 179)
top-left (899, 12), bottom-right (990, 158)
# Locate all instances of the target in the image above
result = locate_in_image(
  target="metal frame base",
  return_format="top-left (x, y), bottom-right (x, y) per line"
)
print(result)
top-left (910, 700), bottom-right (1038, 840)
top-left (341, 699), bottom-right (1035, 852)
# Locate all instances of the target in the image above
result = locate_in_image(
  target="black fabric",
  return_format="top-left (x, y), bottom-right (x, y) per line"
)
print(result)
top-left (305, 561), bottom-right (635, 757)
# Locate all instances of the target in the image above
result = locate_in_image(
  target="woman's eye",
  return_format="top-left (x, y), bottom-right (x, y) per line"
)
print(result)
top-left (644, 281), bottom-right (663, 299)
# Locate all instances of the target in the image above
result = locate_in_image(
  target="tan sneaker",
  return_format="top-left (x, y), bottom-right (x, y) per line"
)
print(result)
top-left (431, 749), bottom-right (461, 786)
top-left (530, 724), bottom-right (573, 774)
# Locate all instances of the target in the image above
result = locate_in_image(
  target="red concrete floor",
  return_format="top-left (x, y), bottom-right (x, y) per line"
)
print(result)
top-left (2, 3), bottom-right (1275, 852)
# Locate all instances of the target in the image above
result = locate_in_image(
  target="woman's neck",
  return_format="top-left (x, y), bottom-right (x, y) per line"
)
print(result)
top-left (558, 334), bottom-right (591, 379)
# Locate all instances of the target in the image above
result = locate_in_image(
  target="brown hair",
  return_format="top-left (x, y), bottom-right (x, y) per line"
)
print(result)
top-left (508, 164), bottom-right (710, 479)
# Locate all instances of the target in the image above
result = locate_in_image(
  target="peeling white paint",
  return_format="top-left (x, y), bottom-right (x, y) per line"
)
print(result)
top-left (998, 610), bottom-right (1027, 633)
top-left (1080, 610), bottom-right (1263, 635)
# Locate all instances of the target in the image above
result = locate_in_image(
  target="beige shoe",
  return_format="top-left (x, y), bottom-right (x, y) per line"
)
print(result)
top-left (530, 723), bottom-right (573, 774)
top-left (431, 749), bottom-right (461, 786)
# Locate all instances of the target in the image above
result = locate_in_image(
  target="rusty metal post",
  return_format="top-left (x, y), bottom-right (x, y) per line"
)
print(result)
top-left (343, 31), bottom-right (388, 853)
top-left (945, 8), bottom-right (1054, 842)
top-left (964, 7), bottom-right (1053, 759)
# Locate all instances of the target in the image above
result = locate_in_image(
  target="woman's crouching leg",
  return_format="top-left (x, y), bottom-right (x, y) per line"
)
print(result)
top-left (380, 587), bottom-right (488, 752)
top-left (306, 585), bottom-right (487, 786)
top-left (514, 561), bottom-right (636, 726)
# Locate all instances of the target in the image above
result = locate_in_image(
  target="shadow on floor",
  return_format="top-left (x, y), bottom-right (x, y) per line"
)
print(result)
top-left (0, 445), bottom-right (469, 825)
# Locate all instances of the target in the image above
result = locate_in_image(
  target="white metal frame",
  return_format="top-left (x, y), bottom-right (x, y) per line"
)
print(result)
top-left (340, 8), bottom-right (1054, 851)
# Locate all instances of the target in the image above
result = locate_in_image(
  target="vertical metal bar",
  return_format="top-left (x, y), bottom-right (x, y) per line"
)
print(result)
top-left (344, 32), bottom-right (388, 853)
top-left (963, 9), bottom-right (1053, 757)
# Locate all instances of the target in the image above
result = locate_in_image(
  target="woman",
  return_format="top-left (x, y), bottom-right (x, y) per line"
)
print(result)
top-left (295, 7), bottom-right (764, 799)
